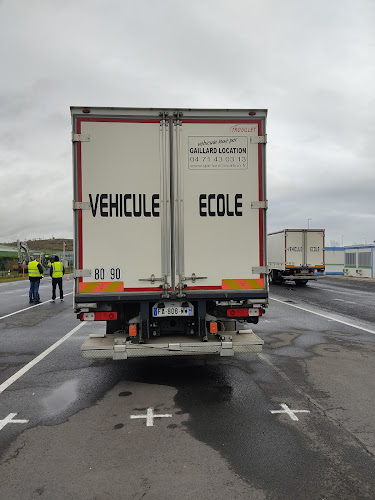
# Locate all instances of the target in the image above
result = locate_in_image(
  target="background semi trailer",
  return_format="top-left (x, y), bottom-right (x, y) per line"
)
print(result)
top-left (268, 229), bottom-right (325, 285)
top-left (71, 107), bottom-right (268, 359)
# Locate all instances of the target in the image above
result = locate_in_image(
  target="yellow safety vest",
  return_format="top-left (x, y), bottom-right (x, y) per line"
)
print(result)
top-left (28, 260), bottom-right (42, 278)
top-left (52, 261), bottom-right (64, 278)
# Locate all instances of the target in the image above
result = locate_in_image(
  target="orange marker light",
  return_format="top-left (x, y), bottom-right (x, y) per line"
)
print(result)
top-left (210, 322), bottom-right (218, 334)
top-left (129, 325), bottom-right (137, 337)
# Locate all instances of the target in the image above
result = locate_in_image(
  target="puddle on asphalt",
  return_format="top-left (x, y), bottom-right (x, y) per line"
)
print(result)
top-left (324, 330), bottom-right (357, 337)
top-left (269, 332), bottom-right (300, 348)
top-left (43, 380), bottom-right (78, 415)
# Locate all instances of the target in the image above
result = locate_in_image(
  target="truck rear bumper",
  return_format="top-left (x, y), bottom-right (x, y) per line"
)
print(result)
top-left (75, 290), bottom-right (269, 303)
top-left (282, 274), bottom-right (325, 281)
top-left (81, 330), bottom-right (263, 360)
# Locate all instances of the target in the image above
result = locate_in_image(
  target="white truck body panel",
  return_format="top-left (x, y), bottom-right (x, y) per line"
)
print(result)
top-left (176, 120), bottom-right (263, 287)
top-left (79, 120), bottom-right (164, 288)
top-left (71, 107), bottom-right (268, 358)
top-left (305, 231), bottom-right (325, 267)
top-left (73, 108), bottom-right (267, 294)
top-left (267, 231), bottom-right (285, 270)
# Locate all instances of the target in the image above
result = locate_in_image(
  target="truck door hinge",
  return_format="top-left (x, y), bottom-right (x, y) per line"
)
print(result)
top-left (251, 200), bottom-right (268, 210)
top-left (73, 201), bottom-right (91, 210)
top-left (252, 266), bottom-right (268, 274)
top-left (74, 269), bottom-right (92, 278)
top-left (249, 135), bottom-right (267, 144)
top-left (72, 133), bottom-right (90, 142)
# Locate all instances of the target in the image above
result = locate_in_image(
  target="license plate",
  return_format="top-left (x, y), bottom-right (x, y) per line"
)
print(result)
top-left (152, 306), bottom-right (194, 317)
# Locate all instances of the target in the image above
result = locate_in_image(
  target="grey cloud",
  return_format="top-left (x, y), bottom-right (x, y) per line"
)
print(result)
top-left (0, 0), bottom-right (374, 245)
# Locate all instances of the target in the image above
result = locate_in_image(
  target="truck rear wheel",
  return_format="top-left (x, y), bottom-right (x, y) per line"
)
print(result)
top-left (295, 280), bottom-right (308, 286)
top-left (271, 270), bottom-right (282, 284)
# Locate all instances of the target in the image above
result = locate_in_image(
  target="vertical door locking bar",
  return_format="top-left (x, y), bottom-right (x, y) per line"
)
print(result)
top-left (174, 118), bottom-right (186, 294)
top-left (158, 114), bottom-right (171, 296)
top-left (173, 115), bottom-right (207, 297)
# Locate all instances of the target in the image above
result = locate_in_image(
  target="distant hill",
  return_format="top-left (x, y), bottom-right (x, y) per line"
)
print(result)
top-left (1, 238), bottom-right (73, 253)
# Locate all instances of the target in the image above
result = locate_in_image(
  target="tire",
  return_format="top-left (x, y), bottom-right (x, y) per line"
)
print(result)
top-left (295, 280), bottom-right (308, 286)
top-left (271, 270), bottom-right (282, 284)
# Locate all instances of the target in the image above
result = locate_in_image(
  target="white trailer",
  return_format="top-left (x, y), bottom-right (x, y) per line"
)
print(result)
top-left (268, 229), bottom-right (325, 285)
top-left (71, 107), bottom-right (268, 359)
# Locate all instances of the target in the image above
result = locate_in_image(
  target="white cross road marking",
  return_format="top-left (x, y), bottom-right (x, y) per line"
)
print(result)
top-left (270, 403), bottom-right (310, 421)
top-left (130, 407), bottom-right (172, 427)
top-left (0, 413), bottom-right (29, 431)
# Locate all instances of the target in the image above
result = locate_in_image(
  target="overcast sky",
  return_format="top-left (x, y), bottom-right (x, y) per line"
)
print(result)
top-left (1, 0), bottom-right (374, 246)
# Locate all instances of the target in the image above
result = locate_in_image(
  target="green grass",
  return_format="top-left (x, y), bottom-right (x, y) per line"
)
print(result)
top-left (0, 273), bottom-right (29, 283)
top-left (0, 268), bottom-right (73, 283)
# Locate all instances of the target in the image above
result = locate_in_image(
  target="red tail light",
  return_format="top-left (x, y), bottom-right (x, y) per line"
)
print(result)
top-left (227, 308), bottom-right (249, 317)
top-left (227, 308), bottom-right (262, 317)
top-left (79, 312), bottom-right (117, 321)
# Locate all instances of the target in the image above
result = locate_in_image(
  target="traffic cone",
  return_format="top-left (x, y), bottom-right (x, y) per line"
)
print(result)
top-left (66, 276), bottom-right (70, 281)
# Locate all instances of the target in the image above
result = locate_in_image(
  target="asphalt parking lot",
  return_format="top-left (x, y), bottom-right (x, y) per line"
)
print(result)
top-left (0, 276), bottom-right (374, 499)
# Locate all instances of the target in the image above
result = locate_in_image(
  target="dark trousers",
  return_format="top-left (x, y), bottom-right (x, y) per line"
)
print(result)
top-left (52, 277), bottom-right (64, 300)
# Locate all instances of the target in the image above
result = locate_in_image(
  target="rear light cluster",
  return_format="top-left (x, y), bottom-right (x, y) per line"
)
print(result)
top-left (226, 308), bottom-right (263, 318)
top-left (79, 312), bottom-right (117, 321)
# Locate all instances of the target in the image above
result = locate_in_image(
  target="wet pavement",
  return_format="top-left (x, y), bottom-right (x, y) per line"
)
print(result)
top-left (0, 277), bottom-right (374, 499)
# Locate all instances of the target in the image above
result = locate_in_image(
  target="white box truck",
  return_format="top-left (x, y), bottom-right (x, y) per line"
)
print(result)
top-left (71, 107), bottom-right (268, 359)
top-left (268, 229), bottom-right (325, 285)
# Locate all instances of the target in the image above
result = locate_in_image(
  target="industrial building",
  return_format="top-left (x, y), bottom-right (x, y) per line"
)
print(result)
top-left (325, 245), bottom-right (375, 278)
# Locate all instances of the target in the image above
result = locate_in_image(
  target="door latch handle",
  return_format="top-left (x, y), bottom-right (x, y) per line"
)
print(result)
top-left (181, 273), bottom-right (207, 283)
top-left (139, 274), bottom-right (166, 284)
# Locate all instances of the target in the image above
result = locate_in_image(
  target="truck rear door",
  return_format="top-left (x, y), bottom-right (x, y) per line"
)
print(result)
top-left (73, 114), bottom-right (171, 293)
top-left (306, 230), bottom-right (325, 268)
top-left (173, 114), bottom-right (267, 294)
top-left (285, 230), bottom-right (304, 267)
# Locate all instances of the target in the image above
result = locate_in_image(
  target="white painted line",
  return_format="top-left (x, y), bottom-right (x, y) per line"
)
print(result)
top-left (0, 322), bottom-right (86, 394)
top-left (333, 298), bottom-right (357, 304)
top-left (0, 413), bottom-right (29, 431)
top-left (130, 407), bottom-right (172, 427)
top-left (319, 287), bottom-right (373, 297)
top-left (319, 287), bottom-right (360, 295)
top-left (270, 403), bottom-right (310, 421)
top-left (270, 297), bottom-right (375, 335)
top-left (0, 292), bottom-right (73, 320)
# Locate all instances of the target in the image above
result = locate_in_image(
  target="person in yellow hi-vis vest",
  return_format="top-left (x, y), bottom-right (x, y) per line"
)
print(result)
top-left (50, 255), bottom-right (65, 302)
top-left (28, 257), bottom-right (44, 303)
